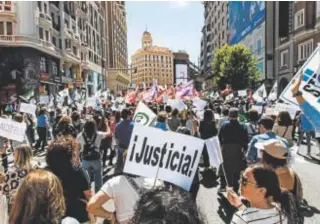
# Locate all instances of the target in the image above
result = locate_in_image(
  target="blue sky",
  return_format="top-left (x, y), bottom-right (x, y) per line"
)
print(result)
top-left (126, 1), bottom-right (204, 64)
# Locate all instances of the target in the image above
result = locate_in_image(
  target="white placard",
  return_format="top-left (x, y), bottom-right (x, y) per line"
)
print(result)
top-left (251, 105), bottom-right (263, 114)
top-left (315, 130), bottom-right (320, 138)
top-left (264, 107), bottom-right (277, 116)
top-left (112, 97), bottom-right (126, 111)
top-left (167, 99), bottom-right (187, 111)
top-left (124, 124), bottom-right (204, 191)
top-left (86, 97), bottom-right (96, 107)
top-left (133, 102), bottom-right (157, 126)
top-left (225, 93), bottom-right (234, 101)
top-left (268, 82), bottom-right (278, 101)
top-left (279, 46), bottom-right (320, 112)
top-left (0, 118), bottom-right (27, 142)
top-left (39, 95), bottom-right (49, 104)
top-left (19, 103), bottom-right (36, 116)
top-left (274, 103), bottom-right (299, 119)
top-left (253, 84), bottom-right (267, 102)
top-left (238, 90), bottom-right (247, 97)
top-left (192, 98), bottom-right (207, 110)
top-left (205, 137), bottom-right (223, 168)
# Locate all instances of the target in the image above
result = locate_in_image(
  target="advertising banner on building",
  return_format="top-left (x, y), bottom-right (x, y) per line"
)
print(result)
top-left (124, 124), bottom-right (204, 191)
top-left (228, 1), bottom-right (265, 44)
top-left (175, 64), bottom-right (188, 84)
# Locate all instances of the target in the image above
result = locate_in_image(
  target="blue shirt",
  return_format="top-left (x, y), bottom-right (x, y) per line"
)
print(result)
top-left (300, 114), bottom-right (314, 132)
top-left (300, 101), bottom-right (320, 131)
top-left (246, 131), bottom-right (288, 163)
top-left (37, 114), bottom-right (48, 128)
top-left (115, 120), bottom-right (134, 148)
top-left (154, 122), bottom-right (169, 131)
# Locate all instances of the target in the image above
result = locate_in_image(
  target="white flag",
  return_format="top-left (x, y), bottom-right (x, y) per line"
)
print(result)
top-left (205, 137), bottom-right (223, 168)
top-left (252, 84), bottom-right (267, 102)
top-left (192, 98), bottom-right (207, 110)
top-left (225, 93), bottom-right (234, 101)
top-left (133, 102), bottom-right (157, 126)
top-left (268, 82), bottom-right (278, 101)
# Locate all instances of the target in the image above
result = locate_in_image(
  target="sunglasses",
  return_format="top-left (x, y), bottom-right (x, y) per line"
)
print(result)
top-left (239, 173), bottom-right (258, 187)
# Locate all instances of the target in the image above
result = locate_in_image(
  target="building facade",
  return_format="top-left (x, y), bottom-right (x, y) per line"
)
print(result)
top-left (275, 1), bottom-right (320, 93)
top-left (0, 1), bottom-right (106, 102)
top-left (131, 31), bottom-right (174, 88)
top-left (105, 1), bottom-right (129, 91)
top-left (200, 1), bottom-right (228, 90)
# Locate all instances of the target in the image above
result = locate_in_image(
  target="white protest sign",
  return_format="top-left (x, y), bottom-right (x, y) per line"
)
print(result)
top-left (133, 102), bottom-right (157, 126)
top-left (0, 118), bottom-right (27, 142)
top-left (86, 97), bottom-right (96, 107)
top-left (39, 95), bottom-right (49, 104)
top-left (238, 90), bottom-right (247, 97)
top-left (251, 105), bottom-right (263, 114)
top-left (315, 130), bottom-right (320, 138)
top-left (268, 82), bottom-right (278, 101)
top-left (253, 83), bottom-right (267, 102)
top-left (225, 93), bottom-right (234, 101)
top-left (264, 107), bottom-right (277, 116)
top-left (112, 97), bottom-right (126, 111)
top-left (19, 103), bottom-right (36, 116)
top-left (274, 103), bottom-right (299, 119)
top-left (205, 137), bottom-right (223, 168)
top-left (280, 46), bottom-right (320, 113)
top-left (124, 124), bottom-right (204, 191)
top-left (192, 98), bottom-right (207, 110)
top-left (167, 99), bottom-right (187, 111)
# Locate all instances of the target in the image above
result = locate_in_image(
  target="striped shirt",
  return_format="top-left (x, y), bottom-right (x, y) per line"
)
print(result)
top-left (231, 207), bottom-right (287, 224)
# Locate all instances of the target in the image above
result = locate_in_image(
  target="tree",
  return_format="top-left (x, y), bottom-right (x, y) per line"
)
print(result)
top-left (211, 44), bottom-right (260, 90)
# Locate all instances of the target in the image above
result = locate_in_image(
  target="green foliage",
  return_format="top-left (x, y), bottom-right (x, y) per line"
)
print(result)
top-left (211, 44), bottom-right (260, 90)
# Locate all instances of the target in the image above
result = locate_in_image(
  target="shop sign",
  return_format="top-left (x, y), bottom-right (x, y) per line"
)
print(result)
top-left (40, 73), bottom-right (50, 81)
top-left (61, 76), bottom-right (73, 84)
top-left (54, 76), bottom-right (62, 83)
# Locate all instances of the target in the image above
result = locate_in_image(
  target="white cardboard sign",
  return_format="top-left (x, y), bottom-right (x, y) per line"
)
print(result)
top-left (238, 90), bottom-right (247, 97)
top-left (133, 102), bottom-right (157, 126)
top-left (19, 103), bottom-right (36, 116)
top-left (251, 105), bottom-right (263, 114)
top-left (192, 98), bottom-right (207, 110)
top-left (124, 124), bottom-right (204, 191)
top-left (0, 118), bottom-right (27, 142)
top-left (39, 95), bottom-right (49, 104)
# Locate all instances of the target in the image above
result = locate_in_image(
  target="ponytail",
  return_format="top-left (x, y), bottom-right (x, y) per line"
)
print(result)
top-left (274, 190), bottom-right (303, 224)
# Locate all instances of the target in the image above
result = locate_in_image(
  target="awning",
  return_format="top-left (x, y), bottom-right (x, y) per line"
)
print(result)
top-left (40, 80), bottom-right (56, 85)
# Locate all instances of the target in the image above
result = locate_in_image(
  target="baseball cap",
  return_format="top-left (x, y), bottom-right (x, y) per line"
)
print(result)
top-left (255, 139), bottom-right (288, 160)
top-left (229, 107), bottom-right (239, 118)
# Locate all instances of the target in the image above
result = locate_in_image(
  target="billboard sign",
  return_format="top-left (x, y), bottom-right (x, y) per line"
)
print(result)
top-left (228, 1), bottom-right (265, 44)
top-left (175, 64), bottom-right (188, 84)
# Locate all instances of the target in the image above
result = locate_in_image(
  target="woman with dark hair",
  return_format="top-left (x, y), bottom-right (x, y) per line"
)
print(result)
top-left (46, 136), bottom-right (91, 223)
top-left (244, 109), bottom-right (259, 142)
top-left (71, 111), bottom-right (83, 135)
top-left (168, 108), bottom-right (181, 131)
top-left (199, 109), bottom-right (218, 168)
top-left (115, 110), bottom-right (121, 124)
top-left (228, 166), bottom-right (302, 223)
top-left (55, 116), bottom-right (77, 138)
top-left (131, 187), bottom-right (204, 224)
top-left (34, 107), bottom-right (48, 151)
top-left (9, 170), bottom-right (79, 224)
top-left (77, 119), bottom-right (110, 192)
top-left (273, 111), bottom-right (294, 147)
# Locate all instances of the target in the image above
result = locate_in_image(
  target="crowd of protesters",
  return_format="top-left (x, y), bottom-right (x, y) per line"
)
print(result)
top-left (0, 72), bottom-right (318, 223)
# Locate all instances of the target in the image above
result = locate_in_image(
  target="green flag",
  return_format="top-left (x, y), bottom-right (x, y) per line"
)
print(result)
top-left (22, 89), bottom-right (35, 101)
top-left (239, 112), bottom-right (248, 123)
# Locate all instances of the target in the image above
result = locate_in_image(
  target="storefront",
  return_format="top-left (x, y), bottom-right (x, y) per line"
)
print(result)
top-left (39, 72), bottom-right (55, 101)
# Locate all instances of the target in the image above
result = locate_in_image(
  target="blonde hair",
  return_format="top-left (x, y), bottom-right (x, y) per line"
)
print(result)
top-left (58, 115), bottom-right (72, 125)
top-left (9, 170), bottom-right (66, 224)
top-left (14, 144), bottom-right (33, 171)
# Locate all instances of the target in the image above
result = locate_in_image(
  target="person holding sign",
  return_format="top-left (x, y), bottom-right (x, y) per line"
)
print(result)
top-left (34, 107), bottom-right (48, 151)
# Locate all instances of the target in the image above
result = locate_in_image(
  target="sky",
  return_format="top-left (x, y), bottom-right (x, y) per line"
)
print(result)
top-left (126, 1), bottom-right (204, 65)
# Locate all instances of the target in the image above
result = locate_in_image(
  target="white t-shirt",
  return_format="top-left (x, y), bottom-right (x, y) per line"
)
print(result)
top-left (231, 207), bottom-right (286, 224)
top-left (100, 175), bottom-right (163, 223)
top-left (76, 131), bottom-right (107, 152)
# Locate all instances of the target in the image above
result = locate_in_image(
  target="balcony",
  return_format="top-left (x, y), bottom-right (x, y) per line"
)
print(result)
top-left (0, 35), bottom-right (62, 58)
top-left (64, 48), bottom-right (81, 64)
top-left (39, 12), bottom-right (52, 28)
top-left (81, 60), bottom-right (89, 70)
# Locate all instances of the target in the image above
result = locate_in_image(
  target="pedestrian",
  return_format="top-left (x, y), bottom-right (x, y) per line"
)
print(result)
top-left (34, 107), bottom-right (48, 151)
top-left (71, 111), bottom-right (83, 135)
top-left (154, 111), bottom-right (170, 131)
top-left (246, 117), bottom-right (288, 164)
top-left (114, 108), bottom-right (133, 174)
top-left (77, 119), bottom-right (110, 192)
top-left (297, 112), bottom-right (315, 157)
top-left (131, 187), bottom-right (205, 224)
top-left (46, 136), bottom-right (92, 223)
top-left (273, 111), bottom-right (294, 147)
top-left (186, 111), bottom-right (195, 135)
top-left (167, 108), bottom-right (181, 131)
top-left (55, 116), bottom-right (77, 138)
top-left (244, 109), bottom-right (259, 142)
top-left (218, 108), bottom-right (248, 192)
top-left (227, 166), bottom-right (302, 224)
top-left (218, 107), bottom-right (229, 129)
top-left (9, 169), bottom-right (80, 224)
top-left (199, 109), bottom-right (218, 169)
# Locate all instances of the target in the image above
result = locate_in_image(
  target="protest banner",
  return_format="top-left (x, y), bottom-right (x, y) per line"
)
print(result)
top-left (268, 82), bottom-right (278, 101)
top-left (167, 99), bottom-right (187, 111)
top-left (252, 83), bottom-right (267, 102)
top-left (124, 124), bottom-right (204, 191)
top-left (225, 93), bottom-right (234, 101)
top-left (112, 97), bottom-right (126, 111)
top-left (205, 137), bottom-right (223, 168)
top-left (39, 95), bottom-right (49, 104)
top-left (280, 45), bottom-right (320, 113)
top-left (251, 105), bottom-right (263, 114)
top-left (19, 103), bottom-right (36, 116)
top-left (133, 102), bottom-right (157, 126)
top-left (274, 102), bottom-right (299, 119)
top-left (238, 90), bottom-right (247, 97)
top-left (192, 98), bottom-right (207, 110)
top-left (0, 118), bottom-right (27, 142)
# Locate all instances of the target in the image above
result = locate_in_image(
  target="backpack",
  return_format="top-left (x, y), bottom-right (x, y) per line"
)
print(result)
top-left (82, 133), bottom-right (100, 161)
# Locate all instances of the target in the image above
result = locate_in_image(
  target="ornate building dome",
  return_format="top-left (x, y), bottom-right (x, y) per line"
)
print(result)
top-left (142, 30), bottom-right (153, 49)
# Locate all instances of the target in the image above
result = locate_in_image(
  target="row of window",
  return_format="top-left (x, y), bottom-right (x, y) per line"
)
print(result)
top-left (39, 56), bottom-right (58, 76)
top-left (0, 1), bottom-right (12, 11)
top-left (0, 21), bottom-right (12, 35)
top-left (280, 39), bottom-right (313, 67)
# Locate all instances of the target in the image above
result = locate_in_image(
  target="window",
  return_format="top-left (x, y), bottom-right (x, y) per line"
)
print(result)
top-left (295, 9), bottom-right (304, 29)
top-left (52, 61), bottom-right (58, 76)
top-left (38, 1), bottom-right (42, 11)
top-left (298, 39), bottom-right (313, 61)
top-left (39, 27), bottom-right (43, 39)
top-left (52, 36), bottom-right (56, 46)
top-left (280, 50), bottom-right (289, 67)
top-left (45, 30), bottom-right (49, 41)
top-left (40, 56), bottom-right (46, 72)
top-left (0, 22), bottom-right (4, 35)
top-left (44, 3), bottom-right (47, 14)
top-left (4, 1), bottom-right (12, 11)
top-left (257, 39), bottom-right (262, 55)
